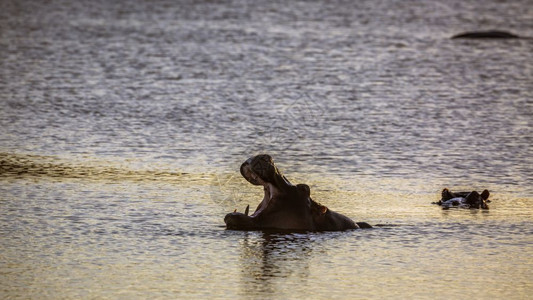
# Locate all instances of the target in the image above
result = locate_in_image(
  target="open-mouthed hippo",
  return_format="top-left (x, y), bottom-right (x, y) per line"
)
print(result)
top-left (224, 154), bottom-right (372, 231)
top-left (434, 188), bottom-right (491, 209)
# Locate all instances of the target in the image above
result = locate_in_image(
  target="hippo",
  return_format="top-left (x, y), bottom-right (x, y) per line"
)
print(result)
top-left (451, 30), bottom-right (520, 39)
top-left (224, 154), bottom-right (372, 231)
top-left (434, 188), bottom-right (490, 209)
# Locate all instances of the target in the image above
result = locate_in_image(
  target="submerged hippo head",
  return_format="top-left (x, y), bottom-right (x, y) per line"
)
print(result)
top-left (438, 188), bottom-right (490, 209)
top-left (224, 154), bottom-right (370, 231)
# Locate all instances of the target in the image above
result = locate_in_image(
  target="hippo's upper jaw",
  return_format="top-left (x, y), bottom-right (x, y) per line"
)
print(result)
top-left (239, 154), bottom-right (292, 189)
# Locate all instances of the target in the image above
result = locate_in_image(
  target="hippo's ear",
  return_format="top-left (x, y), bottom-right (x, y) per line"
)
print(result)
top-left (297, 184), bottom-right (311, 197)
top-left (441, 188), bottom-right (454, 200)
top-left (480, 190), bottom-right (490, 200)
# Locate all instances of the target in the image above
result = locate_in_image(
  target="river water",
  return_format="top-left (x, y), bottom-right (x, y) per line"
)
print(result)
top-left (1, 0), bottom-right (532, 299)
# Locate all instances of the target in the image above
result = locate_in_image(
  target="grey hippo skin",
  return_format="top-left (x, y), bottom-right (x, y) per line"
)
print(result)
top-left (435, 188), bottom-right (491, 209)
top-left (451, 30), bottom-right (520, 39)
top-left (224, 154), bottom-right (372, 231)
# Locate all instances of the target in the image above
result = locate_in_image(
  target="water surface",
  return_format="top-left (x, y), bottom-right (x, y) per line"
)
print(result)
top-left (1, 0), bottom-right (532, 299)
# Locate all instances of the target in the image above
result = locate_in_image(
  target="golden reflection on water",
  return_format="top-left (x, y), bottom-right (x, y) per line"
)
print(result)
top-left (1, 152), bottom-right (532, 299)
top-left (0, 152), bottom-right (209, 184)
top-left (2, 151), bottom-right (531, 226)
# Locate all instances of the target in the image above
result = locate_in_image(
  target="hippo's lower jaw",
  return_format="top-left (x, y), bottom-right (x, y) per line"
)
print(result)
top-left (224, 212), bottom-right (259, 230)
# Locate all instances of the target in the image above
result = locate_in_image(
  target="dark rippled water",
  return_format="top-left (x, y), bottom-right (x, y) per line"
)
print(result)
top-left (1, 0), bottom-right (532, 299)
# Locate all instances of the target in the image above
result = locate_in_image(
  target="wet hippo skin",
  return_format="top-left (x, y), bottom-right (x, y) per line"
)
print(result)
top-left (224, 154), bottom-right (371, 231)
top-left (434, 188), bottom-right (491, 209)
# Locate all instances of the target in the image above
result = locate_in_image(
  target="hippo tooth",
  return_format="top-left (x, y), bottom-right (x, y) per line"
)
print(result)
top-left (245, 205), bottom-right (249, 216)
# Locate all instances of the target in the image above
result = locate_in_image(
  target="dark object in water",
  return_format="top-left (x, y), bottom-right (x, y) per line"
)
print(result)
top-left (451, 31), bottom-right (519, 39)
top-left (224, 154), bottom-right (372, 231)
top-left (433, 188), bottom-right (491, 209)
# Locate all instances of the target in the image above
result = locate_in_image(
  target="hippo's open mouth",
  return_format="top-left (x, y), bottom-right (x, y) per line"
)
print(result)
top-left (240, 158), bottom-right (287, 218)
top-left (224, 154), bottom-right (294, 229)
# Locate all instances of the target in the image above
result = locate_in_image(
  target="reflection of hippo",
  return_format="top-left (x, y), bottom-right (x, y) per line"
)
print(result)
top-left (434, 188), bottom-right (490, 209)
top-left (451, 30), bottom-right (519, 39)
top-left (224, 154), bottom-right (372, 231)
